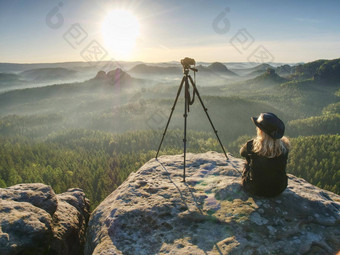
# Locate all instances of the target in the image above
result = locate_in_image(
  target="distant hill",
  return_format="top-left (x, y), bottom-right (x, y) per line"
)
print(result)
top-left (129, 64), bottom-right (181, 76)
top-left (207, 62), bottom-right (238, 76)
top-left (196, 65), bottom-right (215, 76)
top-left (246, 68), bottom-right (288, 85)
top-left (0, 68), bottom-right (144, 115)
top-left (291, 59), bottom-right (328, 80)
top-left (0, 73), bottom-right (25, 85)
top-left (252, 63), bottom-right (273, 72)
top-left (280, 58), bottom-right (340, 86)
top-left (231, 63), bottom-right (274, 77)
top-left (0, 61), bottom-right (143, 73)
top-left (247, 63), bottom-right (274, 77)
top-left (20, 68), bottom-right (77, 82)
top-left (290, 58), bottom-right (340, 82)
top-left (0, 73), bottom-right (26, 91)
top-left (314, 58), bottom-right (340, 84)
top-left (0, 73), bottom-right (21, 83)
top-left (129, 62), bottom-right (238, 79)
top-left (275, 64), bottom-right (294, 77)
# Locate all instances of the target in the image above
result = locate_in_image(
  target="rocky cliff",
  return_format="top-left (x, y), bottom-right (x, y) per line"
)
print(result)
top-left (0, 183), bottom-right (90, 255)
top-left (85, 152), bottom-right (340, 255)
top-left (93, 68), bottom-right (133, 85)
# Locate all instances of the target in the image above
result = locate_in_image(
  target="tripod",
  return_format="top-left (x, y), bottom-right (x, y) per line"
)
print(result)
top-left (155, 64), bottom-right (228, 182)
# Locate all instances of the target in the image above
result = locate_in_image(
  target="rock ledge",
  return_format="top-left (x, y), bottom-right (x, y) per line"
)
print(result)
top-left (0, 183), bottom-right (90, 255)
top-left (85, 152), bottom-right (340, 255)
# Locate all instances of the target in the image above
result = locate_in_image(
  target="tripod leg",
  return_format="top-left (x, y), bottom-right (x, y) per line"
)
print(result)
top-left (188, 75), bottom-right (229, 160)
top-left (183, 77), bottom-right (189, 182)
top-left (156, 77), bottom-right (185, 158)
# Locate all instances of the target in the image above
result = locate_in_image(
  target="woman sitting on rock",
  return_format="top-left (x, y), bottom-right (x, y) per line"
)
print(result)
top-left (240, 112), bottom-right (290, 197)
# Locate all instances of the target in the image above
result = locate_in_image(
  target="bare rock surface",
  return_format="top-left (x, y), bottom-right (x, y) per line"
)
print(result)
top-left (0, 183), bottom-right (57, 215)
top-left (85, 152), bottom-right (340, 255)
top-left (51, 188), bottom-right (90, 255)
top-left (0, 183), bottom-right (90, 255)
top-left (0, 199), bottom-right (52, 254)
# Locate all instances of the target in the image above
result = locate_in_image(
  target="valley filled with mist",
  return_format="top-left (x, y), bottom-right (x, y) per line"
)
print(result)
top-left (0, 58), bottom-right (339, 209)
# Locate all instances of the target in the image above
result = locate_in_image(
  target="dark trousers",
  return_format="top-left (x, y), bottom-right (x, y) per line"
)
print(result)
top-left (241, 164), bottom-right (287, 197)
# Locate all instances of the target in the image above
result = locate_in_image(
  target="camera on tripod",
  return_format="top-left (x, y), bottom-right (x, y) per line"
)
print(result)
top-left (181, 57), bottom-right (196, 68)
top-left (181, 57), bottom-right (198, 73)
top-left (156, 57), bottom-right (228, 182)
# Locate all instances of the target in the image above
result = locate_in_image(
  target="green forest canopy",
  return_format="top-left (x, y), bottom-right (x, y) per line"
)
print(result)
top-left (1, 129), bottom-right (338, 210)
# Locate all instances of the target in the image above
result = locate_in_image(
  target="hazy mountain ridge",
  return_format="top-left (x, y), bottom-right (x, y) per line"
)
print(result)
top-left (206, 62), bottom-right (238, 77)
top-left (290, 58), bottom-right (340, 83)
top-left (245, 68), bottom-right (288, 85)
top-left (291, 59), bottom-right (327, 80)
top-left (20, 67), bottom-right (77, 82)
top-left (0, 57), bottom-right (338, 119)
top-left (0, 73), bottom-right (26, 90)
top-left (0, 73), bottom-right (23, 83)
top-left (275, 64), bottom-right (294, 77)
top-left (3, 59), bottom-right (336, 94)
top-left (314, 58), bottom-right (340, 83)
top-left (0, 58), bottom-right (338, 130)
top-left (129, 64), bottom-right (181, 76)
top-left (229, 63), bottom-right (274, 77)
top-left (0, 61), bottom-right (143, 73)
top-left (128, 62), bottom-right (239, 83)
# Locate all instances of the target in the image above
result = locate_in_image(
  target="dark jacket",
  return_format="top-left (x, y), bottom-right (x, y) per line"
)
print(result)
top-left (240, 139), bottom-right (288, 197)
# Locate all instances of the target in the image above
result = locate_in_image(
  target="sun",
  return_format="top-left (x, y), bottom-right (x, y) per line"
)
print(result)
top-left (102, 10), bottom-right (140, 59)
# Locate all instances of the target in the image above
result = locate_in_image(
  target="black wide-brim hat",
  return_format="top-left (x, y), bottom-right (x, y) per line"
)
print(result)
top-left (251, 112), bottom-right (285, 139)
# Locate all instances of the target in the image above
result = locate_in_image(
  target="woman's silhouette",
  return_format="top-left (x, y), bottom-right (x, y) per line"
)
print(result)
top-left (240, 112), bottom-right (290, 197)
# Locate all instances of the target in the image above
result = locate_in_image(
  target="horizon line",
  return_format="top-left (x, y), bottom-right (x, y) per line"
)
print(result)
top-left (0, 59), bottom-right (311, 65)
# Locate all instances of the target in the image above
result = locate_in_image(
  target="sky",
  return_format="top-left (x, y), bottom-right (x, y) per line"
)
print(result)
top-left (0, 0), bottom-right (339, 63)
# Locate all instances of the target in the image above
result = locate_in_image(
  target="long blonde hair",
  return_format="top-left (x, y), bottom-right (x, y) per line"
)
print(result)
top-left (253, 128), bottom-right (290, 158)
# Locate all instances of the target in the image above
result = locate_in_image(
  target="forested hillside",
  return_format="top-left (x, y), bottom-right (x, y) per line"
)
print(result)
top-left (0, 96), bottom-right (287, 143)
top-left (288, 135), bottom-right (339, 194)
top-left (0, 129), bottom-right (223, 209)
top-left (1, 129), bottom-right (339, 209)
top-left (288, 114), bottom-right (340, 136)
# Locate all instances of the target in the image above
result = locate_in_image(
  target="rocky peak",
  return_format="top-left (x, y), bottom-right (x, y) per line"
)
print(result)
top-left (93, 68), bottom-right (132, 84)
top-left (85, 152), bottom-right (340, 254)
top-left (254, 63), bottom-right (272, 71)
top-left (266, 67), bottom-right (276, 76)
top-left (94, 70), bottom-right (107, 80)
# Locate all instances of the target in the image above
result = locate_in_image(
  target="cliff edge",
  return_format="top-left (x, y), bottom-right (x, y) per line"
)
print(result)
top-left (85, 152), bottom-right (340, 255)
top-left (0, 183), bottom-right (90, 255)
